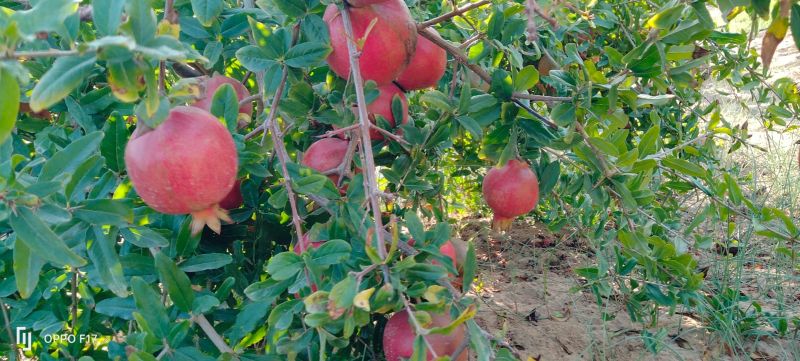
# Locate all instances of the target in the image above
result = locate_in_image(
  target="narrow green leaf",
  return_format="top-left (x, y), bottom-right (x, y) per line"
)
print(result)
top-left (0, 68), bottom-right (19, 144)
top-left (405, 212), bottom-right (425, 244)
top-left (462, 241), bottom-right (476, 293)
top-left (30, 55), bottom-right (97, 112)
top-left (456, 115), bottom-right (483, 139)
top-left (100, 112), bottom-right (128, 172)
top-left (285, 42), bottom-right (331, 68)
top-left (154, 251), bottom-right (195, 313)
top-left (131, 276), bottom-right (170, 338)
top-left (92, 0), bottom-right (125, 35)
top-left (179, 253), bottom-right (233, 272)
top-left (191, 0), bottom-right (224, 27)
top-left (209, 84), bottom-right (239, 131)
top-left (13, 241), bottom-right (45, 299)
top-left (74, 199), bottom-right (134, 226)
top-left (87, 227), bottom-right (128, 297)
top-left (39, 131), bottom-right (104, 181)
top-left (95, 297), bottom-right (136, 320)
top-left (119, 227), bottom-right (170, 248)
top-left (550, 103), bottom-right (576, 127)
top-left (10, 207), bottom-right (86, 267)
top-left (791, 4), bottom-right (800, 50)
top-left (662, 157), bottom-right (707, 178)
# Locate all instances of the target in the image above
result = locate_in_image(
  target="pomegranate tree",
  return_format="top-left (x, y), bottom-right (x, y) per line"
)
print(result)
top-left (383, 309), bottom-right (467, 361)
top-left (124, 106), bottom-right (238, 234)
top-left (482, 159), bottom-right (539, 231)
top-left (324, 0), bottom-right (416, 85)
top-left (302, 138), bottom-right (350, 185)
top-left (192, 74), bottom-right (253, 117)
top-left (396, 34), bottom-right (448, 91)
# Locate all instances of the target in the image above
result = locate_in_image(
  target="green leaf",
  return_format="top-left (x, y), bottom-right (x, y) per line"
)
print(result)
top-left (13, 241), bottom-right (45, 299)
top-left (95, 297), bottom-right (136, 320)
top-left (39, 131), bottom-right (104, 181)
top-left (645, 283), bottom-right (675, 306)
top-left (272, 0), bottom-right (307, 17)
top-left (29, 55), bottom-right (97, 112)
top-left (462, 241), bottom-right (476, 293)
top-left (10, 207), bottom-right (86, 267)
top-left (92, 0), bottom-right (125, 36)
top-left (662, 157), bottom-right (707, 178)
top-left (285, 42), bottom-right (331, 68)
top-left (190, 0), bottom-right (223, 27)
top-left (268, 299), bottom-right (301, 331)
top-left (12, 0), bottom-right (79, 37)
top-left (514, 65), bottom-right (540, 91)
top-left (329, 275), bottom-right (357, 311)
top-left (456, 115), bottom-right (483, 139)
top-left (550, 103), bottom-right (576, 127)
top-left (244, 278), bottom-right (292, 302)
top-left (311, 239), bottom-right (351, 266)
top-left (637, 94), bottom-right (676, 107)
top-left (791, 4), bottom-right (800, 50)
top-left (100, 112), bottom-right (129, 172)
top-left (0, 68), bottom-right (19, 145)
top-left (74, 199), bottom-right (134, 226)
top-left (236, 45), bottom-right (278, 72)
top-left (87, 227), bottom-right (128, 297)
top-left (405, 212), bottom-right (425, 244)
top-left (154, 252), bottom-right (195, 313)
top-left (179, 253), bottom-right (233, 272)
top-left (489, 69), bottom-right (513, 100)
top-left (131, 276), bottom-right (170, 338)
top-left (210, 84), bottom-right (239, 131)
top-left (126, 0), bottom-right (156, 43)
top-left (266, 252), bottom-right (304, 281)
top-left (645, 5), bottom-right (686, 29)
top-left (119, 227), bottom-right (170, 248)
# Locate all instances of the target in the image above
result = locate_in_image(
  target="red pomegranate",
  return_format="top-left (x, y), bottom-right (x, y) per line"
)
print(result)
top-left (346, 0), bottom-right (388, 6)
top-left (383, 309), bottom-right (467, 361)
top-left (191, 74), bottom-right (253, 116)
top-left (125, 106), bottom-right (238, 234)
top-left (324, 0), bottom-right (417, 85)
top-left (302, 138), bottom-right (350, 185)
top-left (337, 83), bottom-right (408, 140)
top-left (293, 234), bottom-right (325, 255)
top-left (219, 180), bottom-right (243, 210)
top-left (482, 159), bottom-right (539, 231)
top-left (396, 34), bottom-right (447, 90)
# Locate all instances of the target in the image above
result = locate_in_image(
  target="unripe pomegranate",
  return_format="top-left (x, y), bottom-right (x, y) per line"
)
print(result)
top-left (482, 159), bottom-right (539, 231)
top-left (337, 83), bottom-right (408, 140)
top-left (125, 106), bottom-right (238, 235)
top-left (324, 0), bottom-right (417, 85)
top-left (192, 74), bottom-right (253, 116)
top-left (302, 138), bottom-right (350, 185)
top-left (383, 309), bottom-right (467, 361)
top-left (219, 180), bottom-right (243, 210)
top-left (396, 34), bottom-right (447, 91)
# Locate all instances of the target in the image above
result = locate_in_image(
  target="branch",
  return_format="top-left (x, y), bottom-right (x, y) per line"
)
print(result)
top-left (339, 3), bottom-right (393, 283)
top-left (0, 48), bottom-right (84, 60)
top-left (401, 298), bottom-right (441, 359)
top-left (418, 0), bottom-right (493, 28)
top-left (192, 315), bottom-right (235, 355)
top-left (1, 300), bottom-right (18, 359)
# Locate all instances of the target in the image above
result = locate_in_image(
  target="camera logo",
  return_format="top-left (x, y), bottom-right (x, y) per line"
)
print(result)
top-left (16, 326), bottom-right (32, 351)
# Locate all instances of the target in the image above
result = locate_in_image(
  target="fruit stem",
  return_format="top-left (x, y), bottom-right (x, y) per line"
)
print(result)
top-left (339, 2), bottom-right (392, 285)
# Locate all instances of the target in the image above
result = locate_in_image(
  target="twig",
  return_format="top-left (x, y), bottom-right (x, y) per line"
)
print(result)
top-left (524, 0), bottom-right (539, 42)
top-left (71, 271), bottom-right (79, 332)
top-left (418, 0), bottom-right (493, 28)
top-left (513, 92), bottom-right (571, 102)
top-left (480, 328), bottom-right (524, 360)
top-left (239, 93), bottom-right (262, 108)
top-left (317, 124), bottom-right (360, 138)
top-left (192, 315), bottom-right (235, 355)
top-left (339, 3), bottom-right (392, 283)
top-left (401, 298), bottom-right (441, 359)
top-left (1, 300), bottom-right (18, 358)
top-left (370, 124), bottom-right (410, 145)
top-left (451, 333), bottom-right (471, 360)
top-left (1, 48), bottom-right (84, 60)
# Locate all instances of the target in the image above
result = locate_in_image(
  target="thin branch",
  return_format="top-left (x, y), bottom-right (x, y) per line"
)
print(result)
top-left (1, 300), bottom-right (18, 359)
top-left (317, 124), bottom-right (360, 138)
top-left (1, 48), bottom-right (84, 60)
top-left (192, 315), bottom-right (235, 355)
top-left (401, 298), bottom-right (441, 359)
top-left (418, 0), bottom-right (493, 28)
top-left (339, 3), bottom-right (392, 283)
top-left (524, 0), bottom-right (539, 42)
top-left (71, 271), bottom-right (79, 332)
top-left (370, 124), bottom-right (410, 146)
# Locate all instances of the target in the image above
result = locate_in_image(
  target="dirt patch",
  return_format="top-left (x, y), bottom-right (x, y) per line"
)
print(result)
top-left (460, 218), bottom-right (798, 361)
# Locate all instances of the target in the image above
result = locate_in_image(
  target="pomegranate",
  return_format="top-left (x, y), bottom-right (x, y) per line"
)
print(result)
top-left (191, 74), bottom-right (253, 116)
top-left (482, 159), bottom-right (539, 231)
top-left (346, 0), bottom-right (388, 7)
top-left (396, 34), bottom-right (448, 91)
top-left (337, 83), bottom-right (409, 140)
top-left (125, 106), bottom-right (238, 235)
top-left (383, 309), bottom-right (467, 361)
top-left (302, 138), bottom-right (350, 185)
top-left (324, 0), bottom-right (417, 85)
top-left (219, 180), bottom-right (243, 210)
top-left (294, 234), bottom-right (324, 292)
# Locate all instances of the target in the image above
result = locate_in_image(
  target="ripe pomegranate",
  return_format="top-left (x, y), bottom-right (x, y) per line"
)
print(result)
top-left (191, 74), bottom-right (253, 116)
top-left (396, 34), bottom-right (447, 91)
top-left (482, 159), bottom-right (539, 231)
top-left (337, 83), bottom-right (408, 140)
top-left (219, 180), bottom-right (243, 210)
top-left (383, 309), bottom-right (467, 361)
top-left (324, 0), bottom-right (416, 85)
top-left (125, 106), bottom-right (238, 235)
top-left (346, 0), bottom-right (388, 6)
top-left (302, 138), bottom-right (350, 185)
